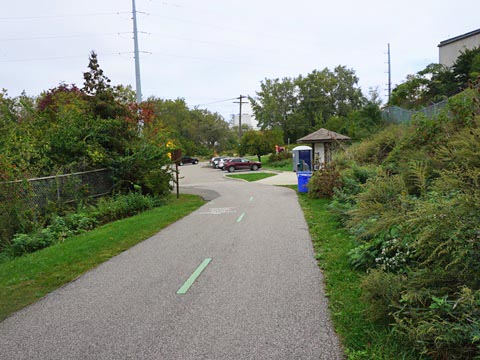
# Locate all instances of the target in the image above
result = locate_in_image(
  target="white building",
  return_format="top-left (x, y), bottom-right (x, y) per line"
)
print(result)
top-left (438, 28), bottom-right (480, 67)
top-left (230, 113), bottom-right (259, 130)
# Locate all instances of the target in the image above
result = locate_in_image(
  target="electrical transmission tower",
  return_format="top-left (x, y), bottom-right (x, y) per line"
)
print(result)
top-left (387, 43), bottom-right (392, 103)
top-left (132, 0), bottom-right (142, 104)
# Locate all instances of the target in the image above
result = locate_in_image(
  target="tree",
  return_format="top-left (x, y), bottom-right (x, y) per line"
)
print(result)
top-left (250, 67), bottom-right (364, 143)
top-left (249, 77), bottom-right (299, 142)
top-left (240, 129), bottom-right (282, 162)
top-left (82, 51), bottom-right (112, 96)
top-left (296, 66), bottom-right (364, 128)
top-left (82, 51), bottom-right (128, 119)
top-left (390, 48), bottom-right (480, 109)
top-left (453, 46), bottom-right (480, 88)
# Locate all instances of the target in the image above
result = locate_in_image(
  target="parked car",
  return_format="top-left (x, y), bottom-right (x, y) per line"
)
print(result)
top-left (224, 158), bottom-right (262, 172)
top-left (211, 157), bottom-right (224, 168)
top-left (210, 157), bottom-right (220, 168)
top-left (180, 156), bottom-right (199, 165)
top-left (217, 157), bottom-right (231, 170)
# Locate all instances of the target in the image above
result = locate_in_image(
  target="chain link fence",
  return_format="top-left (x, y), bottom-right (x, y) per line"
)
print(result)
top-left (382, 99), bottom-right (448, 123)
top-left (2, 168), bottom-right (113, 212)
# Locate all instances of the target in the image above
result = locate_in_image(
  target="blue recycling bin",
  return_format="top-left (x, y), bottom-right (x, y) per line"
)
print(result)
top-left (297, 171), bottom-right (312, 193)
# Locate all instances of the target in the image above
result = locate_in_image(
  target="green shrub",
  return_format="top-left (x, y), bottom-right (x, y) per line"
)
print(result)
top-left (143, 168), bottom-right (172, 197)
top-left (7, 193), bottom-right (164, 257)
top-left (92, 192), bottom-right (160, 223)
top-left (9, 231), bottom-right (56, 257)
top-left (0, 181), bottom-right (36, 251)
top-left (347, 172), bottom-right (409, 240)
top-left (329, 164), bottom-right (378, 223)
top-left (393, 287), bottom-right (480, 359)
top-left (348, 125), bottom-right (405, 165)
top-left (267, 151), bottom-right (291, 163)
top-left (348, 225), bottom-right (414, 272)
top-left (361, 269), bottom-right (405, 323)
top-left (307, 163), bottom-right (342, 199)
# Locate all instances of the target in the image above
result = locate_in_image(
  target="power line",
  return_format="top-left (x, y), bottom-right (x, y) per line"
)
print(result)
top-left (0, 52), bottom-right (130, 63)
top-left (0, 12), bottom-right (131, 20)
top-left (148, 51), bottom-right (269, 66)
top-left (195, 97), bottom-right (238, 107)
top-left (0, 32), bottom-right (130, 42)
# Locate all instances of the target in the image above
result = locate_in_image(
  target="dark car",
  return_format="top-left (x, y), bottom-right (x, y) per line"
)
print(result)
top-left (180, 156), bottom-right (199, 165)
top-left (224, 158), bottom-right (261, 172)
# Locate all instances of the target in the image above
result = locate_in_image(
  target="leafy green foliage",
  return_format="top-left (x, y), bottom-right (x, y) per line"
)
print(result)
top-left (0, 53), bottom-right (211, 250)
top-left (299, 196), bottom-right (421, 359)
top-left (307, 163), bottom-right (342, 199)
top-left (331, 83), bottom-right (480, 359)
top-left (390, 47), bottom-right (480, 109)
top-left (393, 287), bottom-right (480, 359)
top-left (250, 66), bottom-right (378, 142)
top-left (6, 192), bottom-right (163, 257)
top-left (239, 129), bottom-right (282, 161)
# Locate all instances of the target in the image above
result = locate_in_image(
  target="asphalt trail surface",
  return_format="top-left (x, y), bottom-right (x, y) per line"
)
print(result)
top-left (0, 164), bottom-right (343, 359)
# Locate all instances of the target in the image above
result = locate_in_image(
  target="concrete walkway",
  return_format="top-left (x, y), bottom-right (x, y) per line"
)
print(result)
top-left (255, 170), bottom-right (298, 186)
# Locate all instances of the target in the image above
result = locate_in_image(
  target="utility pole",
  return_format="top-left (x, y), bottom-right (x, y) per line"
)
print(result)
top-left (387, 43), bottom-right (392, 103)
top-left (233, 95), bottom-right (248, 138)
top-left (132, 0), bottom-right (142, 104)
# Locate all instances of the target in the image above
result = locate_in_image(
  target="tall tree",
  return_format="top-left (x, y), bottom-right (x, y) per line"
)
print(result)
top-left (390, 47), bottom-right (480, 109)
top-left (453, 46), bottom-right (480, 88)
top-left (82, 51), bottom-right (112, 96)
top-left (249, 77), bottom-right (299, 141)
top-left (239, 129), bottom-right (282, 162)
top-left (82, 51), bottom-right (128, 119)
top-left (296, 66), bottom-right (364, 129)
top-left (250, 66), bottom-right (364, 142)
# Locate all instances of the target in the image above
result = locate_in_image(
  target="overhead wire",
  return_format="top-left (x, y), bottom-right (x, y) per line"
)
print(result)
top-left (195, 98), bottom-right (238, 107)
top-left (0, 32), bottom-right (131, 42)
top-left (0, 52), bottom-right (131, 63)
top-left (0, 12), bottom-right (131, 20)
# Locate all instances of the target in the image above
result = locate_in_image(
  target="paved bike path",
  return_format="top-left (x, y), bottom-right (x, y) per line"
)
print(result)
top-left (0, 166), bottom-right (343, 359)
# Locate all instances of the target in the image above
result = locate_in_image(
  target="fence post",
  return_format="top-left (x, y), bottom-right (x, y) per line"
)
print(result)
top-left (56, 174), bottom-right (61, 203)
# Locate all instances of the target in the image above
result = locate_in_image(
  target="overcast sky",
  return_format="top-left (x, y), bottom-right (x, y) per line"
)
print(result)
top-left (1, 0), bottom-right (479, 121)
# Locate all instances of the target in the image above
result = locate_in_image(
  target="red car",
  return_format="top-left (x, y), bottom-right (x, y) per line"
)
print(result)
top-left (224, 158), bottom-right (262, 172)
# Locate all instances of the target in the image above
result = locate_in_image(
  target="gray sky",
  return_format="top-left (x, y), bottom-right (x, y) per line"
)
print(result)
top-left (1, 0), bottom-right (479, 120)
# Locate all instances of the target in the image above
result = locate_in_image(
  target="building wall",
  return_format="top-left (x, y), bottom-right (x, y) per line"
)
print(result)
top-left (439, 33), bottom-right (480, 67)
top-left (231, 114), bottom-right (259, 129)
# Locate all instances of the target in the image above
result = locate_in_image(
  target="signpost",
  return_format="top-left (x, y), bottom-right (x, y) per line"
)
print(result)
top-left (171, 149), bottom-right (182, 199)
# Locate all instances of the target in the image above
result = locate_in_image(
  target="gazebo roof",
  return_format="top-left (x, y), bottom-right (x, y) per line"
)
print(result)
top-left (297, 128), bottom-right (351, 143)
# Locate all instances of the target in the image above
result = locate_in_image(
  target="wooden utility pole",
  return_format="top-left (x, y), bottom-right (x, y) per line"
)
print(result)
top-left (234, 95), bottom-right (249, 138)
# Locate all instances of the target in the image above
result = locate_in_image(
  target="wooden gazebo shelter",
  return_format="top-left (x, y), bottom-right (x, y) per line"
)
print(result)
top-left (297, 128), bottom-right (350, 170)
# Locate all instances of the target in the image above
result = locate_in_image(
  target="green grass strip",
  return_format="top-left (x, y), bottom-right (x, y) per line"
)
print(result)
top-left (176, 258), bottom-right (212, 295)
top-left (226, 172), bottom-right (277, 182)
top-left (0, 194), bottom-right (204, 322)
top-left (297, 194), bottom-right (420, 360)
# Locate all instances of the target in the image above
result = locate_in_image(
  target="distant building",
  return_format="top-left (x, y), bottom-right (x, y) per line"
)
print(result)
top-left (230, 114), bottom-right (259, 129)
top-left (438, 28), bottom-right (480, 67)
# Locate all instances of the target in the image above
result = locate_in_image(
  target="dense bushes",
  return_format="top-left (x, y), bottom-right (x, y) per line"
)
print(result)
top-left (6, 192), bottom-right (164, 257)
top-left (0, 56), bottom-right (177, 252)
top-left (307, 163), bottom-right (342, 198)
top-left (327, 86), bottom-right (480, 359)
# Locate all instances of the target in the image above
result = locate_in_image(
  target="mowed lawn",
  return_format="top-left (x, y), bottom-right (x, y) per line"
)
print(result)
top-left (226, 172), bottom-right (277, 182)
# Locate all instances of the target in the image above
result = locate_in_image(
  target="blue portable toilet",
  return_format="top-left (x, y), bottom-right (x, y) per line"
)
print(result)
top-left (292, 146), bottom-right (312, 172)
